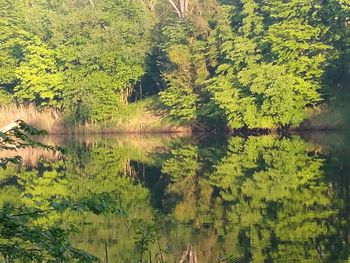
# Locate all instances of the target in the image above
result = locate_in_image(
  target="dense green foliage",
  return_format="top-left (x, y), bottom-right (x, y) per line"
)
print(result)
top-left (206, 3), bottom-right (329, 128)
top-left (0, 0), bottom-right (350, 128)
top-left (0, 0), bottom-right (155, 123)
top-left (153, 0), bottom-right (350, 129)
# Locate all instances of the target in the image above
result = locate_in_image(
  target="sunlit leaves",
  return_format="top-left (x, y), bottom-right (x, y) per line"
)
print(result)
top-left (15, 39), bottom-right (63, 107)
top-left (46, 0), bottom-right (156, 122)
top-left (1, 0), bottom-right (156, 122)
top-left (204, 1), bottom-right (332, 129)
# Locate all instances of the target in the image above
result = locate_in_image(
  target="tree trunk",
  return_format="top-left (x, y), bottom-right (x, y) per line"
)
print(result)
top-left (167, 0), bottom-right (183, 17)
top-left (180, 0), bottom-right (185, 16)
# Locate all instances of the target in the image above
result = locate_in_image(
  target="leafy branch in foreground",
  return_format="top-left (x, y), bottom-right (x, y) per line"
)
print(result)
top-left (0, 120), bottom-right (58, 169)
top-left (0, 192), bottom-right (126, 263)
top-left (0, 204), bottom-right (97, 263)
top-left (0, 121), bottom-right (125, 262)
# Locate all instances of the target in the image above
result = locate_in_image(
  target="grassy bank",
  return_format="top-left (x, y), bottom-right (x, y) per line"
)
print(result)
top-left (0, 104), bottom-right (60, 134)
top-left (0, 98), bottom-right (191, 135)
top-left (3, 92), bottom-right (349, 134)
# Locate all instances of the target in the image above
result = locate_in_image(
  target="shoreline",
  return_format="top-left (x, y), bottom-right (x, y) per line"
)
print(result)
top-left (42, 125), bottom-right (349, 136)
top-left (43, 125), bottom-right (192, 136)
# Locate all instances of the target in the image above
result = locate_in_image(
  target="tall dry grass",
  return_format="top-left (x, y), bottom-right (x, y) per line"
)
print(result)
top-left (0, 102), bottom-right (191, 135)
top-left (0, 104), bottom-right (61, 134)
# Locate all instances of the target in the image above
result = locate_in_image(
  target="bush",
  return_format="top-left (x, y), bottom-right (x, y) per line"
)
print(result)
top-left (0, 89), bottom-right (13, 105)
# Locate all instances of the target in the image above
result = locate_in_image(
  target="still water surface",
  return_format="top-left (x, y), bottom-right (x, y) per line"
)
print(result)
top-left (1, 133), bottom-right (350, 262)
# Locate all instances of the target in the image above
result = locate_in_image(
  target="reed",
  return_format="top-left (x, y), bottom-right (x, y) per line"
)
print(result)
top-left (59, 98), bottom-right (190, 135)
top-left (0, 101), bottom-right (190, 135)
top-left (0, 104), bottom-right (60, 134)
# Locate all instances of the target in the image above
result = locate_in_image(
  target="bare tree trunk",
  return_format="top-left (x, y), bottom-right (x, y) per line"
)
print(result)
top-left (167, 0), bottom-right (190, 18)
top-left (167, 0), bottom-right (182, 17)
top-left (184, 0), bottom-right (189, 15)
top-left (104, 241), bottom-right (109, 263)
top-left (140, 82), bottom-right (143, 100)
top-left (121, 86), bottom-right (132, 105)
top-left (180, 0), bottom-right (185, 16)
top-left (179, 245), bottom-right (197, 263)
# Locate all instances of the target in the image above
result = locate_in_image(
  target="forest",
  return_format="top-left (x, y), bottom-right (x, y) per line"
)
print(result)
top-left (2, 1), bottom-right (350, 261)
top-left (1, 0), bottom-right (350, 131)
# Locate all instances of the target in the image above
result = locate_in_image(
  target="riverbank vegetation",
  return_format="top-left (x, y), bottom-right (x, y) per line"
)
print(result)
top-left (0, 98), bottom-right (189, 134)
top-left (1, 0), bottom-right (350, 132)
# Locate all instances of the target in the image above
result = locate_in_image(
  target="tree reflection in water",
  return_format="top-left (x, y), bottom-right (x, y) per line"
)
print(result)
top-left (0, 133), bottom-right (349, 262)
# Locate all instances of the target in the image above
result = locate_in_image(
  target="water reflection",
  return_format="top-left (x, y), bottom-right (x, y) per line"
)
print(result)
top-left (0, 134), bottom-right (349, 262)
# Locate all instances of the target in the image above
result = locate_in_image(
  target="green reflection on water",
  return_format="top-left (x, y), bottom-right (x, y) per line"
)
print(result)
top-left (0, 134), bottom-right (349, 262)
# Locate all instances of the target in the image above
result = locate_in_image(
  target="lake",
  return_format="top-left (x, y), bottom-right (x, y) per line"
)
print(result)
top-left (1, 132), bottom-right (350, 262)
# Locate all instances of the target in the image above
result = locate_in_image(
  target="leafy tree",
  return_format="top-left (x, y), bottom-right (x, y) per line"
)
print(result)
top-left (206, 2), bottom-right (331, 129)
top-left (156, 15), bottom-right (224, 126)
top-left (15, 38), bottom-right (63, 107)
top-left (41, 0), bottom-right (156, 122)
top-left (0, 89), bottom-right (12, 105)
top-left (320, 0), bottom-right (350, 87)
top-left (1, 0), bottom-right (156, 122)
top-left (0, 0), bottom-right (63, 108)
top-left (157, 22), bottom-right (202, 124)
top-left (0, 0), bottom-right (28, 91)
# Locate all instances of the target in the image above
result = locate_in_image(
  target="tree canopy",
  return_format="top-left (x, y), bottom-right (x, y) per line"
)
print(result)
top-left (0, 0), bottom-right (349, 129)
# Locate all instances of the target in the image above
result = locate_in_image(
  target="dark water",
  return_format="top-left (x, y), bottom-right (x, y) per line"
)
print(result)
top-left (1, 133), bottom-right (350, 262)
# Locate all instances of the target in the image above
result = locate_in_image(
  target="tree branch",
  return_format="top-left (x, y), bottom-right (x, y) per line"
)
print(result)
top-left (167, 0), bottom-right (182, 17)
top-left (89, 0), bottom-right (95, 8)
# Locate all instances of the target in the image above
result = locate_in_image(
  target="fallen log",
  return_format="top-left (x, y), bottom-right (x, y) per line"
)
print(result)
top-left (0, 120), bottom-right (22, 133)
